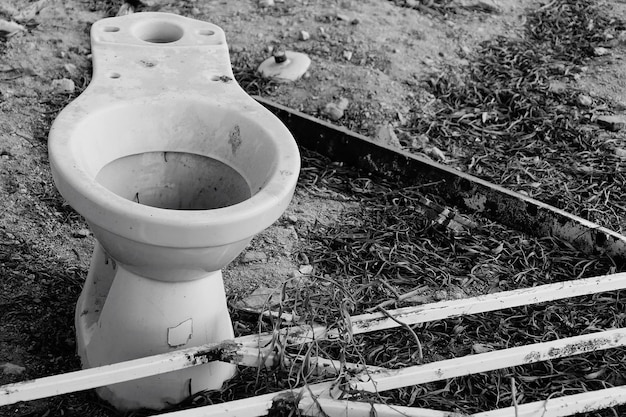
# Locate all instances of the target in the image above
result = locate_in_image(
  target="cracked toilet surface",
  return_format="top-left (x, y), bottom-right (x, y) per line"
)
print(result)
top-left (167, 318), bottom-right (194, 348)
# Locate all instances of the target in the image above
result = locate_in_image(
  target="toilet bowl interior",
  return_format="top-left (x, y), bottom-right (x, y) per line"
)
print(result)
top-left (96, 151), bottom-right (251, 210)
top-left (71, 98), bottom-right (279, 210)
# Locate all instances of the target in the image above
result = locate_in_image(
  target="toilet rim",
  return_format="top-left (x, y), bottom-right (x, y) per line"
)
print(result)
top-left (48, 97), bottom-right (300, 248)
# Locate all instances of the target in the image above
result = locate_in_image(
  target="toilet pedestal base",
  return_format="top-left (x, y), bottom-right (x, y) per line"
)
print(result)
top-left (75, 243), bottom-right (236, 411)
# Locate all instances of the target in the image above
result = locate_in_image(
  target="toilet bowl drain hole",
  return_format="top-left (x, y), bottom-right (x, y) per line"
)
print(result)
top-left (96, 152), bottom-right (251, 210)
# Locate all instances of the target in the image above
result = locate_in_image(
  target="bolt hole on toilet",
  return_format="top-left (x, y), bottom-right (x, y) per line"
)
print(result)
top-left (47, 12), bottom-right (300, 412)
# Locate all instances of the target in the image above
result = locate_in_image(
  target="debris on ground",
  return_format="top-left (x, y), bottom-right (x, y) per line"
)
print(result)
top-left (257, 49), bottom-right (311, 82)
top-left (11, 0), bottom-right (51, 23)
top-left (0, 19), bottom-right (25, 38)
top-left (322, 97), bottom-right (349, 120)
top-left (233, 286), bottom-right (281, 312)
top-left (596, 114), bottom-right (626, 132)
top-left (242, 250), bottom-right (268, 263)
top-left (51, 78), bottom-right (76, 94)
top-left (375, 123), bottom-right (402, 148)
top-left (1, 363), bottom-right (26, 376)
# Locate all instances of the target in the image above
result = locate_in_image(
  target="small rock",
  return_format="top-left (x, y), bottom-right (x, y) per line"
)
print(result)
top-left (472, 343), bottom-right (495, 354)
top-left (577, 94), bottom-right (593, 107)
top-left (0, 19), bottom-right (25, 38)
top-left (336, 13), bottom-right (350, 21)
top-left (351, 17), bottom-right (360, 25)
top-left (52, 78), bottom-right (75, 94)
top-left (242, 251), bottom-right (267, 263)
top-left (411, 134), bottom-right (429, 149)
top-left (336, 97), bottom-right (349, 111)
top-left (1, 363), bottom-right (25, 376)
top-left (323, 103), bottom-right (344, 120)
top-left (236, 286), bottom-right (279, 311)
top-left (286, 271), bottom-right (311, 289)
top-left (375, 123), bottom-right (402, 148)
top-left (342, 50), bottom-right (353, 61)
top-left (299, 30), bottom-right (310, 41)
top-left (116, 3), bottom-right (134, 16)
top-left (64, 63), bottom-right (78, 77)
top-left (615, 147), bottom-right (626, 158)
top-left (548, 80), bottom-right (567, 94)
top-left (433, 289), bottom-right (447, 301)
top-left (259, 0), bottom-right (274, 6)
top-left (613, 101), bottom-right (626, 112)
top-left (286, 214), bottom-right (298, 224)
top-left (597, 115), bottom-right (626, 132)
top-left (593, 46), bottom-right (610, 56)
top-left (13, 0), bottom-right (52, 22)
top-left (426, 146), bottom-right (446, 162)
top-left (404, 294), bottom-right (429, 304)
top-left (73, 228), bottom-right (91, 238)
top-left (299, 264), bottom-right (314, 274)
top-left (323, 98), bottom-right (349, 121)
top-left (601, 39), bottom-right (619, 48)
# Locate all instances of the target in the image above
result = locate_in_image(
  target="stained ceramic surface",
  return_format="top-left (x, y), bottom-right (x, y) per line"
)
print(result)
top-left (48, 13), bottom-right (300, 411)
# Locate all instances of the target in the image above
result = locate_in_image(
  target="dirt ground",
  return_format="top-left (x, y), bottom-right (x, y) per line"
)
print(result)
top-left (1, 0), bottom-right (626, 416)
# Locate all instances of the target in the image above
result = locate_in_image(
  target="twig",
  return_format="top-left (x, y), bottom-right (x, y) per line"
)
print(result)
top-left (375, 306), bottom-right (423, 361)
top-left (365, 286), bottom-right (427, 313)
top-left (511, 376), bottom-right (519, 417)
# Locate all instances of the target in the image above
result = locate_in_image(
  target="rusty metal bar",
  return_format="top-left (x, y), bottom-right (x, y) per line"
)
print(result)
top-left (0, 341), bottom-right (242, 406)
top-left (255, 97), bottom-right (626, 261)
top-left (471, 385), bottom-right (626, 417)
top-left (350, 327), bottom-right (626, 393)
top-left (237, 271), bottom-right (626, 350)
top-left (3, 269), bottom-right (626, 410)
top-left (155, 328), bottom-right (626, 417)
top-left (349, 271), bottom-right (626, 334)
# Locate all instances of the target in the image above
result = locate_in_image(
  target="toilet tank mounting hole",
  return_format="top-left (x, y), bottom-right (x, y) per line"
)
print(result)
top-left (133, 21), bottom-right (184, 43)
top-left (197, 29), bottom-right (215, 36)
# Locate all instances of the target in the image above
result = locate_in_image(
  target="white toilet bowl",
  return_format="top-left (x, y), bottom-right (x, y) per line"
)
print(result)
top-left (48, 12), bottom-right (300, 411)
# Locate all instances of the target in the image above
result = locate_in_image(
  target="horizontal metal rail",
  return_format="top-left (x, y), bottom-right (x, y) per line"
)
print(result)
top-left (155, 326), bottom-right (626, 417)
top-left (0, 341), bottom-right (242, 406)
top-left (238, 271), bottom-right (626, 348)
top-left (470, 386), bottom-right (626, 417)
top-left (3, 272), bottom-right (626, 411)
top-left (350, 328), bottom-right (626, 393)
top-left (161, 386), bottom-right (626, 417)
top-left (255, 97), bottom-right (626, 261)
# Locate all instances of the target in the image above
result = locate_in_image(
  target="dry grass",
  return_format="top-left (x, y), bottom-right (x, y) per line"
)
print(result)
top-left (2, 0), bottom-right (626, 416)
top-left (199, 1), bottom-right (626, 415)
